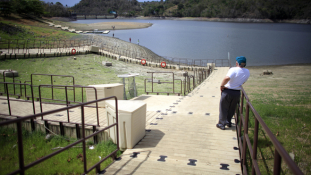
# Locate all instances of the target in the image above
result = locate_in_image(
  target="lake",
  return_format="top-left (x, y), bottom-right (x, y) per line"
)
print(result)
top-left (72, 19), bottom-right (311, 66)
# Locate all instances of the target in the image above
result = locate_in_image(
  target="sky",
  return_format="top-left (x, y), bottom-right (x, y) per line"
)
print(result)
top-left (42, 0), bottom-right (162, 7)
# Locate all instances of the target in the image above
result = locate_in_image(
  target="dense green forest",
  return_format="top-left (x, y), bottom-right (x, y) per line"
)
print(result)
top-left (142, 0), bottom-right (311, 19)
top-left (0, 0), bottom-right (310, 19)
top-left (0, 0), bottom-right (71, 17)
top-left (71, 0), bottom-right (311, 19)
top-left (72, 0), bottom-right (141, 16)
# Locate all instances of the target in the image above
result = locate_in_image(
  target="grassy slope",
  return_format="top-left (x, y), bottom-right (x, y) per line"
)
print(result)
top-left (0, 54), bottom-right (183, 102)
top-left (0, 15), bottom-right (81, 41)
top-left (243, 65), bottom-right (311, 174)
top-left (0, 127), bottom-right (121, 174)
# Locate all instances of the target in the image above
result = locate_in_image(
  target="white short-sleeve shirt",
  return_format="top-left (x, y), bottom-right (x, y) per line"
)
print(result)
top-left (225, 67), bottom-right (250, 90)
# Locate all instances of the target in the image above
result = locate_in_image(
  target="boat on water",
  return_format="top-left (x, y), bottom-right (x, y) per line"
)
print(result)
top-left (103, 30), bottom-right (110, 34)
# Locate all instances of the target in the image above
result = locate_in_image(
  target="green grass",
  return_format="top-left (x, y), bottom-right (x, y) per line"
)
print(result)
top-left (0, 15), bottom-right (83, 50)
top-left (0, 54), bottom-right (185, 104)
top-left (0, 126), bottom-right (121, 174)
top-left (243, 65), bottom-right (311, 174)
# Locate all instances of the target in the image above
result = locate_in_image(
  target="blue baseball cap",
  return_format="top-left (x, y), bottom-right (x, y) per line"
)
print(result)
top-left (236, 56), bottom-right (246, 66)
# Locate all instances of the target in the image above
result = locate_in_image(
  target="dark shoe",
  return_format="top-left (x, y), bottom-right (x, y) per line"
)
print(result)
top-left (226, 123), bottom-right (232, 127)
top-left (216, 124), bottom-right (225, 130)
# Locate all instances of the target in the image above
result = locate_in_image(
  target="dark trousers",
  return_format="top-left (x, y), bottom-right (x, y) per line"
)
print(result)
top-left (218, 89), bottom-right (240, 126)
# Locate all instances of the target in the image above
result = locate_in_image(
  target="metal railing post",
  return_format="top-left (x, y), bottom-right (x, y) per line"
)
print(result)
top-left (51, 75), bottom-right (54, 100)
top-left (242, 102), bottom-right (250, 171)
top-left (5, 83), bottom-right (11, 115)
top-left (65, 86), bottom-right (70, 123)
top-left (81, 105), bottom-right (87, 173)
top-left (273, 150), bottom-right (282, 175)
top-left (17, 121), bottom-right (25, 175)
top-left (252, 117), bottom-right (259, 175)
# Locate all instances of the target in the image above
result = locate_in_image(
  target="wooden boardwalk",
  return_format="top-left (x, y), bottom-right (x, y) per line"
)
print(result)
top-left (103, 67), bottom-right (241, 174)
top-left (0, 67), bottom-right (241, 174)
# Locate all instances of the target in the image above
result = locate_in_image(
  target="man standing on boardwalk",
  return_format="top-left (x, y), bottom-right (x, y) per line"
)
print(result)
top-left (216, 56), bottom-right (250, 130)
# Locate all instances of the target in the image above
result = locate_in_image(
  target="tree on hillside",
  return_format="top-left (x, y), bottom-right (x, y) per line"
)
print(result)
top-left (0, 1), bottom-right (13, 16)
top-left (5, 0), bottom-right (44, 17)
top-left (55, 2), bottom-right (63, 6)
top-left (43, 1), bottom-right (71, 17)
top-left (72, 0), bottom-right (140, 16)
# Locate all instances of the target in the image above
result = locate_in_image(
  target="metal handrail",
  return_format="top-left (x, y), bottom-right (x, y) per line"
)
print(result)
top-left (0, 82), bottom-right (35, 116)
top-left (235, 86), bottom-right (303, 175)
top-left (144, 67), bottom-right (212, 96)
top-left (30, 74), bottom-right (76, 102)
top-left (0, 96), bottom-right (119, 175)
top-left (0, 81), bottom-right (102, 127)
top-left (215, 59), bottom-right (230, 67)
top-left (144, 72), bottom-right (182, 95)
top-left (38, 84), bottom-right (100, 126)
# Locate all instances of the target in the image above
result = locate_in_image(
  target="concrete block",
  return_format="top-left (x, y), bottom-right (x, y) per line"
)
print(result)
top-left (102, 61), bottom-right (112, 66)
top-left (89, 45), bottom-right (99, 53)
top-left (86, 83), bottom-right (124, 107)
top-left (0, 69), bottom-right (18, 77)
top-left (106, 100), bottom-right (146, 150)
top-left (177, 71), bottom-right (188, 77)
top-left (207, 63), bottom-right (215, 71)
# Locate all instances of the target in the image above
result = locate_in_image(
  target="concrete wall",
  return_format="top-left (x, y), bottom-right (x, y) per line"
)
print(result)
top-left (0, 51), bottom-right (90, 60)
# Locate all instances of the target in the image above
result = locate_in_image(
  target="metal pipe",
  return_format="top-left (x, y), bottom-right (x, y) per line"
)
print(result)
top-left (242, 103), bottom-right (249, 169)
top-left (51, 75), bottom-right (54, 100)
top-left (273, 149), bottom-right (282, 175)
top-left (252, 118), bottom-right (259, 175)
top-left (81, 105), bottom-right (87, 173)
top-left (39, 85), bottom-right (43, 119)
top-left (31, 85), bottom-right (35, 115)
top-left (5, 83), bottom-right (11, 115)
top-left (65, 86), bottom-right (70, 122)
top-left (17, 121), bottom-right (25, 175)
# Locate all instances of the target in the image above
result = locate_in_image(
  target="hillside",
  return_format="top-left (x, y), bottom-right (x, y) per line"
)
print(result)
top-left (72, 0), bottom-right (142, 16)
top-left (141, 0), bottom-right (311, 20)
top-left (0, 14), bottom-right (80, 41)
top-left (163, 5), bottom-right (178, 17)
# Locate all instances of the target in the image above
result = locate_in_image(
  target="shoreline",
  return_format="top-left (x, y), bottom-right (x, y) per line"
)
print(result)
top-left (49, 16), bottom-right (310, 27)
top-left (126, 16), bottom-right (311, 24)
top-left (47, 17), bottom-right (153, 31)
top-left (246, 62), bottom-right (311, 68)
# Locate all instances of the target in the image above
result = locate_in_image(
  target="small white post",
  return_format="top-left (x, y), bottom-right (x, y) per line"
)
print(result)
top-left (228, 52), bottom-right (231, 67)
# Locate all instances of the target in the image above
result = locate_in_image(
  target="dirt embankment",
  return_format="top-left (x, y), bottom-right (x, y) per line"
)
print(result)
top-left (48, 17), bottom-right (153, 31)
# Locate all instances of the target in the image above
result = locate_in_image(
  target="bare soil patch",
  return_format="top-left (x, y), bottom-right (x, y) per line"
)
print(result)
top-left (52, 21), bottom-right (152, 31)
